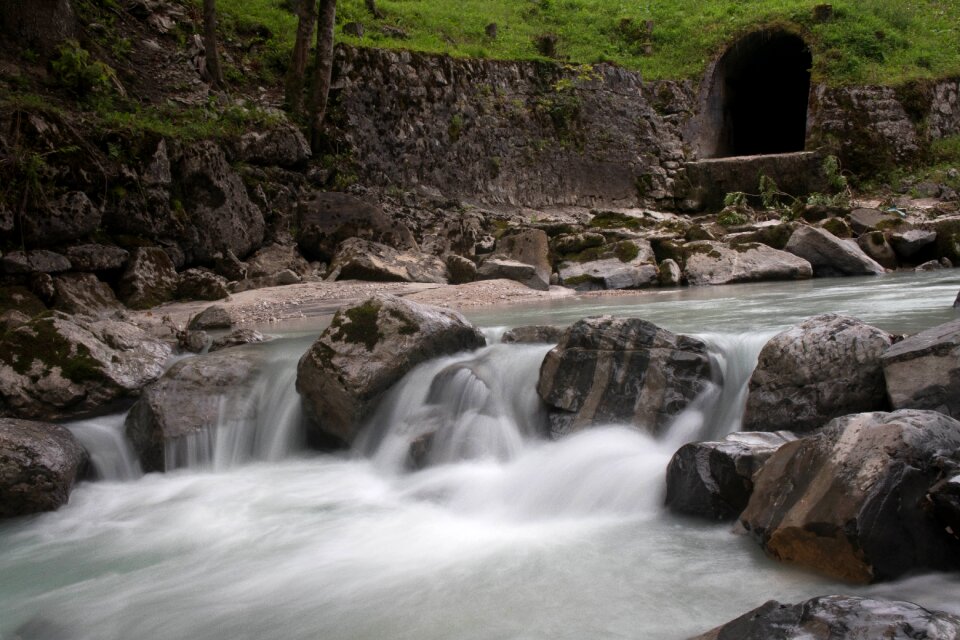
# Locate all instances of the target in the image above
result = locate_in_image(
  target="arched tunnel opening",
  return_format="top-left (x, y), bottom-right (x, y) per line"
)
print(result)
top-left (712, 30), bottom-right (812, 158)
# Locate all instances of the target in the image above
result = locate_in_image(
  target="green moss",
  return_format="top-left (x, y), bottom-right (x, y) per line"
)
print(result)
top-left (329, 300), bottom-right (384, 351)
top-left (562, 274), bottom-right (604, 287)
top-left (717, 209), bottom-right (749, 227)
top-left (588, 211), bottom-right (644, 231)
top-left (875, 218), bottom-right (906, 231)
top-left (0, 287), bottom-right (47, 317)
top-left (614, 241), bottom-right (640, 263)
top-left (684, 243), bottom-right (723, 260)
top-left (821, 217), bottom-right (852, 238)
top-left (568, 246), bottom-right (606, 263)
top-left (0, 317), bottom-right (103, 383)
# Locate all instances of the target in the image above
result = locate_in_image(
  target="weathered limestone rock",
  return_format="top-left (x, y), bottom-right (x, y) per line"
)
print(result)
top-left (445, 254), bottom-right (477, 285)
top-left (22, 191), bottom-right (101, 246)
top-left (847, 208), bottom-right (902, 235)
top-left (881, 319), bottom-right (960, 419)
top-left (296, 295), bottom-right (485, 445)
top-left (477, 258), bottom-right (546, 290)
top-left (742, 410), bottom-right (960, 583)
top-left (552, 232), bottom-right (605, 255)
top-left (658, 258), bottom-right (681, 286)
top-left (917, 259), bottom-right (948, 271)
top-left (329, 238), bottom-right (447, 284)
top-left (744, 314), bottom-right (892, 433)
top-left (0, 418), bottom-right (88, 518)
top-left (0, 313), bottom-right (171, 421)
top-left (236, 123), bottom-right (311, 167)
top-left (557, 239), bottom-right (658, 291)
top-left (188, 305), bottom-right (232, 330)
top-left (536, 317), bottom-right (711, 437)
top-left (0, 286), bottom-right (46, 317)
top-left (125, 349), bottom-right (263, 472)
top-left (176, 268), bottom-right (229, 301)
top-left (209, 329), bottom-right (267, 352)
top-left (501, 325), bottom-right (566, 344)
top-left (690, 596), bottom-right (960, 640)
top-left (118, 247), bottom-right (178, 310)
top-left (485, 229), bottom-right (552, 291)
top-left (65, 244), bottom-right (129, 272)
top-left (664, 431), bottom-right (796, 520)
top-left (245, 243), bottom-right (310, 279)
top-left (856, 231), bottom-right (898, 269)
top-left (1, 250), bottom-right (71, 275)
top-left (52, 273), bottom-right (122, 315)
top-left (784, 226), bottom-right (885, 276)
top-left (683, 241), bottom-right (812, 286)
top-left (890, 229), bottom-right (937, 259)
top-left (296, 191), bottom-right (415, 262)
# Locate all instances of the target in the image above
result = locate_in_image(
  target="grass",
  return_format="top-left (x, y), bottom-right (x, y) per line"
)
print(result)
top-left (211, 0), bottom-right (960, 85)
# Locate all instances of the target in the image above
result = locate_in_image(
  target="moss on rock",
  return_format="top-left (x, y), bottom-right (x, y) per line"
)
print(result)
top-left (0, 317), bottom-right (103, 383)
top-left (329, 300), bottom-right (384, 351)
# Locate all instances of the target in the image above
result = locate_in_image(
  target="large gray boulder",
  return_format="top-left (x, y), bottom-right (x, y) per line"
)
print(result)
top-left (690, 596), bottom-right (960, 640)
top-left (480, 229), bottom-right (552, 291)
top-left (557, 240), bottom-right (658, 291)
top-left (740, 410), bottom-right (960, 583)
top-left (125, 349), bottom-right (262, 472)
top-left (176, 268), bottom-right (229, 301)
top-left (743, 314), bottom-right (892, 433)
top-left (328, 238), bottom-right (447, 284)
top-left (664, 431), bottom-right (796, 521)
top-left (117, 247), bottom-right (178, 310)
top-left (784, 226), bottom-right (885, 276)
top-left (1, 250), bottom-right (71, 275)
top-left (296, 191), bottom-right (415, 262)
top-left (683, 241), bottom-right (812, 286)
top-left (21, 191), bottom-right (101, 246)
top-left (52, 273), bottom-right (122, 315)
top-left (64, 244), bottom-right (129, 272)
top-left (0, 313), bottom-right (171, 421)
top-left (246, 243), bottom-right (310, 279)
top-left (477, 258), bottom-right (547, 290)
top-left (847, 208), bottom-right (902, 234)
top-left (296, 295), bottom-right (486, 445)
top-left (882, 319), bottom-right (960, 419)
top-left (0, 418), bottom-right (88, 518)
top-left (536, 317), bottom-right (711, 437)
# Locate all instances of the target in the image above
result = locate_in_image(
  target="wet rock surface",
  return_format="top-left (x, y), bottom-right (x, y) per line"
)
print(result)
top-left (882, 318), bottom-right (960, 419)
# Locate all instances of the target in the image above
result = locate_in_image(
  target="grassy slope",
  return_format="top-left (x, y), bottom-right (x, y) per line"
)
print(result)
top-left (217, 0), bottom-right (960, 85)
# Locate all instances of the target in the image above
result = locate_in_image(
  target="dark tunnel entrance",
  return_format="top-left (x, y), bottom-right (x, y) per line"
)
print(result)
top-left (711, 30), bottom-right (812, 158)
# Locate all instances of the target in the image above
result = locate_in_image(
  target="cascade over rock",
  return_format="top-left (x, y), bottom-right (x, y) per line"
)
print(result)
top-left (537, 316), bottom-right (711, 437)
top-left (740, 409), bottom-right (960, 583)
top-left (743, 314), bottom-right (892, 433)
top-left (296, 295), bottom-right (486, 445)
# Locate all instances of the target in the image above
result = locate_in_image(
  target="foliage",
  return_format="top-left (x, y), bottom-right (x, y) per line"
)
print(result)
top-left (722, 156), bottom-right (852, 219)
top-left (50, 41), bottom-right (115, 98)
top-left (717, 208), bottom-right (748, 227)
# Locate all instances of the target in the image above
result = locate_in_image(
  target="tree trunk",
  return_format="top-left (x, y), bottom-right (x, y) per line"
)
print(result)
top-left (308, 0), bottom-right (337, 151)
top-left (0, 0), bottom-right (76, 54)
top-left (286, 0), bottom-right (317, 115)
top-left (202, 0), bottom-right (224, 87)
top-left (364, 0), bottom-right (383, 19)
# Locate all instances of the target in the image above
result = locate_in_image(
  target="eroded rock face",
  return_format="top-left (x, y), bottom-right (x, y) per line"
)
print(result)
top-left (740, 410), bottom-right (960, 583)
top-left (296, 295), bottom-right (485, 445)
top-left (125, 349), bottom-right (262, 472)
top-left (52, 273), bottom-right (122, 315)
top-left (536, 316), bottom-right (711, 437)
top-left (882, 318), bottom-right (960, 419)
top-left (689, 596), bottom-right (960, 640)
top-left (296, 191), bottom-right (415, 262)
top-left (784, 226), bottom-right (885, 276)
top-left (118, 247), bottom-right (178, 310)
top-left (0, 418), bottom-right (88, 518)
top-left (64, 244), bottom-right (129, 272)
top-left (664, 431), bottom-right (796, 521)
top-left (22, 191), bottom-right (101, 246)
top-left (236, 123), bottom-right (311, 168)
top-left (483, 229), bottom-right (552, 291)
top-left (683, 241), bottom-right (812, 286)
top-left (329, 238), bottom-right (447, 284)
top-left (176, 268), bottom-right (229, 301)
top-left (743, 314), bottom-right (892, 433)
top-left (0, 313), bottom-right (171, 421)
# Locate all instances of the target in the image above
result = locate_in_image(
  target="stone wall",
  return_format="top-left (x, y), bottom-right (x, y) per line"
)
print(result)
top-left (328, 46), bottom-right (687, 209)
top-left (929, 78), bottom-right (960, 140)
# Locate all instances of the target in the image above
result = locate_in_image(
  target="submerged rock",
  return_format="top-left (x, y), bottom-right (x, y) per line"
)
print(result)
top-left (537, 316), bottom-right (711, 437)
top-left (664, 431), bottom-right (796, 520)
top-left (296, 295), bottom-right (486, 445)
top-left (0, 418), bottom-right (88, 518)
top-left (740, 410), bottom-right (960, 583)
top-left (0, 313), bottom-right (171, 421)
top-left (784, 226), bottom-right (885, 276)
top-left (743, 314), bottom-right (892, 433)
top-left (689, 595), bottom-right (960, 640)
top-left (682, 241), bottom-right (812, 286)
top-left (881, 318), bottom-right (960, 419)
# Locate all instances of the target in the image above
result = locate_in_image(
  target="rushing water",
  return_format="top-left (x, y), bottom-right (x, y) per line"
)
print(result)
top-left (1, 271), bottom-right (959, 640)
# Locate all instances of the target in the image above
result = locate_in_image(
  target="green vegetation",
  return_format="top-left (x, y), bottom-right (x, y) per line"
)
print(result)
top-left (329, 300), bottom-right (384, 351)
top-left (717, 209), bottom-right (748, 227)
top-left (0, 317), bottom-right (104, 383)
top-left (213, 0), bottom-right (960, 84)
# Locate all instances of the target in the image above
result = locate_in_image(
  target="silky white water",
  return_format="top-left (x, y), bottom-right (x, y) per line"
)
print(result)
top-left (1, 270), bottom-right (959, 640)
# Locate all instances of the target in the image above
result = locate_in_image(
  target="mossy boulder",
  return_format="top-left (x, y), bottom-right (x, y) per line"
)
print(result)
top-left (0, 313), bottom-right (171, 420)
top-left (296, 295), bottom-right (486, 445)
top-left (683, 241), bottom-right (812, 286)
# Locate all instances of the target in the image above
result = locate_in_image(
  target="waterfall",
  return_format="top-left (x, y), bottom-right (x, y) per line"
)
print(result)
top-left (67, 414), bottom-right (142, 481)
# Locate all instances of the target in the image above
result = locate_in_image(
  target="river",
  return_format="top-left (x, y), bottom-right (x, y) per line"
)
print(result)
top-left (1, 270), bottom-right (958, 640)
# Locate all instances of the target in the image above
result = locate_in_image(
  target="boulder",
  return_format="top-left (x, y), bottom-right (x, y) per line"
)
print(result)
top-left (236, 123), bottom-right (310, 168)
top-left (175, 141), bottom-right (265, 264)
top-left (117, 247), bottom-right (178, 310)
top-left (296, 191), bottom-right (415, 262)
top-left (856, 231), bottom-right (898, 269)
top-left (296, 295), bottom-right (486, 445)
top-left (917, 259), bottom-right (946, 272)
top-left (784, 226), bottom-right (885, 276)
top-left (245, 243), bottom-right (310, 279)
top-left (445, 254), bottom-right (477, 285)
top-left (477, 258), bottom-right (546, 290)
top-left (188, 305), bottom-right (232, 330)
top-left (209, 329), bottom-right (267, 352)
top-left (744, 314), bottom-right (892, 433)
top-left (501, 325), bottom-right (566, 344)
top-left (658, 258), bottom-right (681, 286)
top-left (486, 229), bottom-right (552, 290)
top-left (930, 217), bottom-right (960, 265)
top-left (0, 313), bottom-right (171, 421)
top-left (890, 229), bottom-right (937, 258)
top-left (0, 285), bottom-right (46, 317)
top-left (21, 191), bottom-right (101, 246)
top-left (230, 269), bottom-right (302, 292)
top-left (740, 410), bottom-right (960, 583)
top-left (329, 238), bottom-right (447, 284)
top-left (881, 319), bottom-right (960, 419)
top-left (176, 268), bottom-right (229, 301)
top-left (847, 208), bottom-right (902, 234)
top-left (690, 595), bottom-right (960, 640)
top-left (552, 232), bottom-right (605, 255)
top-left (0, 418), bottom-right (88, 518)
top-left (536, 317), bottom-right (711, 437)
top-left (1, 250), bottom-right (71, 275)
top-left (125, 349), bottom-right (262, 472)
top-left (558, 240), bottom-right (658, 291)
top-left (683, 241), bottom-right (812, 286)
top-left (51, 273), bottom-right (122, 315)
top-left (664, 431), bottom-right (796, 521)
top-left (64, 244), bottom-right (129, 272)
top-left (0, 310), bottom-right (31, 333)
top-left (928, 471), bottom-right (960, 542)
